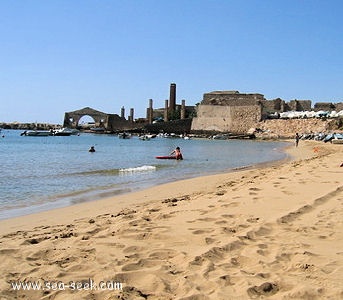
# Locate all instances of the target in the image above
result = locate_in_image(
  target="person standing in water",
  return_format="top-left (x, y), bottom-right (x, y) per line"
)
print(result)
top-left (170, 146), bottom-right (183, 160)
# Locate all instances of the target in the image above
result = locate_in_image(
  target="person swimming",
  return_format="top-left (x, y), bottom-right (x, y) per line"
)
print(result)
top-left (170, 146), bottom-right (183, 160)
top-left (89, 146), bottom-right (95, 152)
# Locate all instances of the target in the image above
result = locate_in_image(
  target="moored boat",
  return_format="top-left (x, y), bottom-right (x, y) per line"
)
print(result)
top-left (20, 130), bottom-right (50, 136)
top-left (90, 127), bottom-right (105, 133)
top-left (331, 133), bottom-right (343, 144)
top-left (52, 128), bottom-right (78, 136)
top-left (139, 134), bottom-right (156, 140)
top-left (139, 135), bottom-right (150, 140)
top-left (332, 139), bottom-right (343, 144)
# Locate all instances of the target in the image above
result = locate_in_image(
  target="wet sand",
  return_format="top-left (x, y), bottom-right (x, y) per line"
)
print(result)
top-left (0, 140), bottom-right (342, 299)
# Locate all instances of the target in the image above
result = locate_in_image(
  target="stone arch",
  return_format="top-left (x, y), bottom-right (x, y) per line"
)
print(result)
top-left (63, 107), bottom-right (134, 131)
top-left (63, 107), bottom-right (111, 129)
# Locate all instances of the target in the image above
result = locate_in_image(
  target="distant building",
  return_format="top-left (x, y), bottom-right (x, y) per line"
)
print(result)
top-left (191, 91), bottom-right (263, 133)
top-left (191, 90), bottom-right (336, 133)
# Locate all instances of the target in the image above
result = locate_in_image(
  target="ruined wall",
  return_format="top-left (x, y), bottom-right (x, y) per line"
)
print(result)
top-left (202, 91), bottom-right (264, 106)
top-left (314, 102), bottom-right (336, 111)
top-left (144, 119), bottom-right (192, 134)
top-left (261, 99), bottom-right (312, 114)
top-left (288, 100), bottom-right (312, 111)
top-left (261, 98), bottom-right (282, 113)
top-left (336, 102), bottom-right (343, 111)
top-left (191, 105), bottom-right (262, 133)
top-left (107, 114), bottom-right (136, 131)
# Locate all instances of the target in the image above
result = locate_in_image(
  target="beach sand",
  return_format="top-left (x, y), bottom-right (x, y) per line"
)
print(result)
top-left (0, 140), bottom-right (342, 299)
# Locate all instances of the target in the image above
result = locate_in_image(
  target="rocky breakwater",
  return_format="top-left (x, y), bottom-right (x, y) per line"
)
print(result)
top-left (0, 122), bottom-right (60, 130)
top-left (255, 118), bottom-right (343, 139)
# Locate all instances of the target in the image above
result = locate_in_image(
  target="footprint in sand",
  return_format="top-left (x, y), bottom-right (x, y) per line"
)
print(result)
top-left (189, 228), bottom-right (214, 235)
top-left (221, 214), bottom-right (235, 219)
top-left (247, 282), bottom-right (279, 297)
top-left (214, 220), bottom-right (228, 225)
top-left (121, 258), bottom-right (163, 271)
top-left (249, 187), bottom-right (261, 191)
top-left (215, 190), bottom-right (226, 196)
top-left (205, 237), bottom-right (216, 244)
top-left (148, 249), bottom-right (179, 260)
top-left (195, 217), bottom-right (217, 222)
top-left (247, 217), bottom-right (260, 223)
top-left (221, 202), bottom-right (239, 208)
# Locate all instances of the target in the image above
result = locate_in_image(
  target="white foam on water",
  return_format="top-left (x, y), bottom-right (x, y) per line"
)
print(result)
top-left (119, 165), bottom-right (156, 173)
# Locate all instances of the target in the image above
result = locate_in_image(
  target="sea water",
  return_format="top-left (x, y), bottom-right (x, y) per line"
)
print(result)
top-left (0, 130), bottom-right (288, 220)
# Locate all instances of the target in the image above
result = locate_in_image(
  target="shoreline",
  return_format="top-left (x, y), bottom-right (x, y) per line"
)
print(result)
top-left (1, 140), bottom-right (342, 299)
top-left (0, 138), bottom-right (290, 223)
top-left (0, 140), bottom-right (293, 234)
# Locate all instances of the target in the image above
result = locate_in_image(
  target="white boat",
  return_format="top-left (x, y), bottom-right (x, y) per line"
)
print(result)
top-left (139, 134), bottom-right (156, 140)
top-left (212, 134), bottom-right (228, 140)
top-left (20, 130), bottom-right (51, 136)
top-left (139, 135), bottom-right (150, 140)
top-left (331, 133), bottom-right (343, 144)
top-left (52, 128), bottom-right (78, 136)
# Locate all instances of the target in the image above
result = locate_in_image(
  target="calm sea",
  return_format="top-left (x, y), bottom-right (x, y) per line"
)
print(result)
top-left (0, 129), bottom-right (288, 220)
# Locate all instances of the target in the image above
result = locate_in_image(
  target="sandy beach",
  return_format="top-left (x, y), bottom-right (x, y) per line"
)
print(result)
top-left (0, 140), bottom-right (342, 300)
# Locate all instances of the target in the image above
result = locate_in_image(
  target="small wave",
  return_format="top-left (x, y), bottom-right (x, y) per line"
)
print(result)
top-left (119, 165), bottom-right (156, 173)
top-left (61, 169), bottom-right (120, 177)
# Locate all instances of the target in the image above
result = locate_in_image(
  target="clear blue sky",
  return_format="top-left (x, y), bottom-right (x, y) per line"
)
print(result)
top-left (0, 0), bottom-right (342, 124)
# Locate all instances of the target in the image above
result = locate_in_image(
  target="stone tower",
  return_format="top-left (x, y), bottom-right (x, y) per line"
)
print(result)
top-left (169, 83), bottom-right (176, 113)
